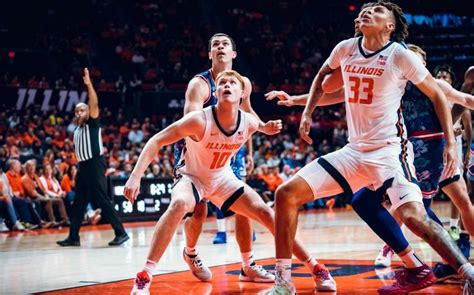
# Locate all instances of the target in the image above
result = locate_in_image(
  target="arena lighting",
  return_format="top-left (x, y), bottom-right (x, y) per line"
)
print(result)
top-left (348, 5), bottom-right (356, 11)
top-left (8, 50), bottom-right (15, 59)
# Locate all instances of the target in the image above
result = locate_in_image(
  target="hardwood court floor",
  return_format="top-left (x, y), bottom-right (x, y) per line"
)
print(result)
top-left (0, 202), bottom-right (467, 294)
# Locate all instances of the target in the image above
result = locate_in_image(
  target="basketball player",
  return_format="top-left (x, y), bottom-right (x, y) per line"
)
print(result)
top-left (268, 1), bottom-right (474, 294)
top-left (126, 70), bottom-right (336, 295)
top-left (174, 33), bottom-right (273, 283)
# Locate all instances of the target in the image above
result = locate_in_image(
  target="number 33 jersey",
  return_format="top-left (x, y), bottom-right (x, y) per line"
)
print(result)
top-left (176, 106), bottom-right (251, 185)
top-left (327, 37), bottom-right (429, 150)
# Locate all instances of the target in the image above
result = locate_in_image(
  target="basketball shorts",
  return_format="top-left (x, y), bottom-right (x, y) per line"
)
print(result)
top-left (296, 142), bottom-right (422, 211)
top-left (174, 169), bottom-right (245, 214)
top-left (409, 137), bottom-right (461, 198)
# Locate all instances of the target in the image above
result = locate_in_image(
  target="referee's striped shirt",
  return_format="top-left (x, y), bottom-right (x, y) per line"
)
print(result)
top-left (73, 116), bottom-right (104, 162)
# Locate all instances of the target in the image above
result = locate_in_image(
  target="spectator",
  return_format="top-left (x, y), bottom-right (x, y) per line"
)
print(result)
top-left (0, 169), bottom-right (25, 231)
top-left (146, 163), bottom-right (162, 178)
top-left (22, 160), bottom-right (65, 227)
top-left (5, 159), bottom-right (42, 229)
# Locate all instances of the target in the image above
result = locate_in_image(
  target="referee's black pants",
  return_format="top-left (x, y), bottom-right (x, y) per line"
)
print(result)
top-left (69, 156), bottom-right (126, 241)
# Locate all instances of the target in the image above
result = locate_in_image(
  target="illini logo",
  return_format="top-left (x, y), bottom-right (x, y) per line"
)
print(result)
top-left (378, 55), bottom-right (388, 66)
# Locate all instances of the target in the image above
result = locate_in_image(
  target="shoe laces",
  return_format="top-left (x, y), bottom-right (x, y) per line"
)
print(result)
top-left (314, 266), bottom-right (330, 280)
top-left (382, 245), bottom-right (393, 257)
top-left (394, 269), bottom-right (407, 283)
top-left (136, 272), bottom-right (150, 290)
top-left (192, 257), bottom-right (204, 269)
top-left (250, 263), bottom-right (267, 275)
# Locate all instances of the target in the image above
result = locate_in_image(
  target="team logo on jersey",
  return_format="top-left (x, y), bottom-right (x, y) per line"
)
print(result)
top-left (378, 55), bottom-right (388, 66)
top-left (237, 131), bottom-right (244, 140)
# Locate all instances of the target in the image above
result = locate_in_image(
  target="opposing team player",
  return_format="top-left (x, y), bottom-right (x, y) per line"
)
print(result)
top-left (126, 70), bottom-right (336, 295)
top-left (269, 1), bottom-right (474, 294)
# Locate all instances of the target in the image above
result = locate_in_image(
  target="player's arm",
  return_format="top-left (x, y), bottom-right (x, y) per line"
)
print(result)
top-left (300, 40), bottom-right (348, 144)
top-left (184, 77), bottom-right (208, 114)
top-left (83, 68), bottom-right (99, 118)
top-left (265, 67), bottom-right (345, 107)
top-left (462, 108), bottom-right (472, 168)
top-left (436, 79), bottom-right (474, 110)
top-left (416, 75), bottom-right (457, 177)
top-left (124, 112), bottom-right (205, 202)
top-left (300, 61), bottom-right (336, 144)
top-left (247, 113), bottom-right (282, 136)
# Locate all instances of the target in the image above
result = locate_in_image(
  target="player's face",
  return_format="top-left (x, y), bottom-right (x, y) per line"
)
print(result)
top-left (209, 36), bottom-right (236, 63)
top-left (75, 104), bottom-right (89, 125)
top-left (436, 71), bottom-right (453, 85)
top-left (359, 5), bottom-right (395, 35)
top-left (216, 76), bottom-right (243, 105)
top-left (354, 16), bottom-right (361, 37)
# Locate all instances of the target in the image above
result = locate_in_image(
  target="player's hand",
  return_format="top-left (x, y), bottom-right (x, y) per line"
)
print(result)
top-left (442, 143), bottom-right (458, 179)
top-left (246, 155), bottom-right (255, 174)
top-left (299, 112), bottom-right (313, 144)
top-left (264, 90), bottom-right (294, 107)
top-left (453, 126), bottom-right (463, 137)
top-left (83, 68), bottom-right (92, 86)
top-left (261, 120), bottom-right (282, 135)
top-left (123, 174), bottom-right (141, 204)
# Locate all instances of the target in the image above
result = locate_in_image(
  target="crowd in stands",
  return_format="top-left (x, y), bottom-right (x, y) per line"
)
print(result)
top-left (1, 1), bottom-right (473, 92)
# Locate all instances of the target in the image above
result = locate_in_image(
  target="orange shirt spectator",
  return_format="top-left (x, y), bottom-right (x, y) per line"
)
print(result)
top-left (61, 174), bottom-right (73, 193)
top-left (6, 170), bottom-right (24, 198)
top-left (21, 174), bottom-right (43, 199)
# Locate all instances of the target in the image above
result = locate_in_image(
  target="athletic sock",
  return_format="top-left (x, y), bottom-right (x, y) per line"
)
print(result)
top-left (399, 250), bottom-right (424, 268)
top-left (458, 263), bottom-right (474, 280)
top-left (303, 256), bottom-right (318, 271)
top-left (216, 219), bottom-right (226, 232)
top-left (241, 252), bottom-right (254, 267)
top-left (185, 247), bottom-right (197, 256)
top-left (143, 259), bottom-right (157, 276)
top-left (275, 259), bottom-right (292, 283)
top-left (450, 218), bottom-right (459, 228)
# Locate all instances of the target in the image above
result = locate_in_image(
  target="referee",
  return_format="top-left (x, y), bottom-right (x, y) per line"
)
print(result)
top-left (57, 68), bottom-right (129, 247)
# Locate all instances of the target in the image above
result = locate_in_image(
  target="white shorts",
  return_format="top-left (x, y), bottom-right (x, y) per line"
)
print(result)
top-left (175, 170), bottom-right (245, 213)
top-left (296, 142), bottom-right (423, 211)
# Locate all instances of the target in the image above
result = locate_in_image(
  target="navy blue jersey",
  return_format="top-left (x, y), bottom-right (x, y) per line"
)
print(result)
top-left (401, 82), bottom-right (443, 137)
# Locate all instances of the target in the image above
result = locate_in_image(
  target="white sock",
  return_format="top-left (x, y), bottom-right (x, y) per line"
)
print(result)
top-left (275, 259), bottom-right (292, 283)
top-left (458, 263), bottom-right (474, 280)
top-left (450, 218), bottom-right (459, 228)
top-left (185, 247), bottom-right (197, 256)
top-left (399, 250), bottom-right (424, 268)
top-left (241, 252), bottom-right (254, 267)
top-left (143, 259), bottom-right (157, 276)
top-left (216, 219), bottom-right (226, 232)
top-left (303, 256), bottom-right (318, 271)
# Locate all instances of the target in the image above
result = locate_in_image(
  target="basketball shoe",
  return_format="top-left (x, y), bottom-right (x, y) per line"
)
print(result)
top-left (131, 270), bottom-right (151, 295)
top-left (267, 280), bottom-right (296, 295)
top-left (312, 264), bottom-right (337, 291)
top-left (239, 262), bottom-right (275, 282)
top-left (378, 264), bottom-right (436, 294)
top-left (182, 248), bottom-right (212, 281)
top-left (375, 245), bottom-right (395, 267)
top-left (433, 262), bottom-right (461, 282)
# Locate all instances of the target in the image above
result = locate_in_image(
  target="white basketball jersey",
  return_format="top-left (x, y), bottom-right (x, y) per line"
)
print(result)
top-left (327, 37), bottom-right (429, 150)
top-left (177, 106), bottom-right (251, 182)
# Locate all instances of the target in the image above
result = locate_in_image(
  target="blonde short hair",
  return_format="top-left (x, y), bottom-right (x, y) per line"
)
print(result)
top-left (216, 70), bottom-right (245, 90)
top-left (407, 44), bottom-right (426, 61)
